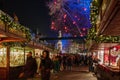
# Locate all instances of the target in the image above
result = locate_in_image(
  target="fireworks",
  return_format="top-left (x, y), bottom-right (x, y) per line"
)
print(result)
top-left (47, 0), bottom-right (92, 37)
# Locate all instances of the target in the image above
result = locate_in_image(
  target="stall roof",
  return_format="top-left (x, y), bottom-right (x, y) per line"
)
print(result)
top-left (0, 30), bottom-right (26, 43)
top-left (90, 43), bottom-right (119, 51)
top-left (98, 43), bottom-right (119, 49)
top-left (102, 9), bottom-right (120, 36)
top-left (0, 37), bottom-right (26, 43)
top-left (98, 0), bottom-right (120, 36)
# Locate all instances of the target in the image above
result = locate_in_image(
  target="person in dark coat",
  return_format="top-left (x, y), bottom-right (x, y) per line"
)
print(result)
top-left (66, 56), bottom-right (72, 71)
top-left (40, 50), bottom-right (53, 80)
top-left (88, 55), bottom-right (94, 72)
top-left (23, 51), bottom-right (37, 80)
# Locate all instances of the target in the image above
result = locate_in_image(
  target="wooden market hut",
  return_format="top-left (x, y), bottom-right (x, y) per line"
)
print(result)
top-left (88, 0), bottom-right (120, 80)
top-left (0, 10), bottom-right (55, 80)
top-left (0, 10), bottom-right (31, 80)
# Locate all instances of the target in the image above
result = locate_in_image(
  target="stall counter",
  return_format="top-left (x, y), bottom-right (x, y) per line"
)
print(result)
top-left (96, 64), bottom-right (120, 80)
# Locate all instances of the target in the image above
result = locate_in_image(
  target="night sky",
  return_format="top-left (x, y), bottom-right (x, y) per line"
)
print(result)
top-left (1, 0), bottom-right (58, 37)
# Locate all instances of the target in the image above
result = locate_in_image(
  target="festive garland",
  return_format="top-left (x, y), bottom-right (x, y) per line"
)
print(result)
top-left (1, 42), bottom-right (27, 47)
top-left (90, 0), bottom-right (102, 26)
top-left (0, 11), bottom-right (32, 47)
top-left (0, 13), bottom-right (31, 41)
top-left (87, 0), bottom-right (120, 43)
top-left (0, 12), bottom-right (53, 48)
top-left (87, 26), bottom-right (120, 43)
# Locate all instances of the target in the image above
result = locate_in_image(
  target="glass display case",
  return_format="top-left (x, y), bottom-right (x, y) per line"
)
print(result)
top-left (109, 46), bottom-right (120, 67)
top-left (103, 47), bottom-right (120, 67)
top-left (0, 47), bottom-right (7, 67)
top-left (10, 47), bottom-right (34, 67)
top-left (10, 47), bottom-right (24, 67)
top-left (96, 45), bottom-right (120, 80)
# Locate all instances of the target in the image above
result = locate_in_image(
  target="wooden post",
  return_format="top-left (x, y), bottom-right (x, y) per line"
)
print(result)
top-left (6, 46), bottom-right (10, 80)
top-left (24, 47), bottom-right (25, 65)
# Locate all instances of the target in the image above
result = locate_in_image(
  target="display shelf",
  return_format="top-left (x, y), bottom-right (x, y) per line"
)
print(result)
top-left (0, 48), bottom-right (7, 67)
top-left (10, 47), bottom-right (24, 67)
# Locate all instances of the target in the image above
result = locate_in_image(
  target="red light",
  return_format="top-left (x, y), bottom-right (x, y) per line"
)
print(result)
top-left (51, 26), bottom-right (54, 29)
top-left (73, 21), bottom-right (76, 24)
top-left (80, 34), bottom-right (83, 37)
top-left (54, 1), bottom-right (57, 5)
top-left (82, 28), bottom-right (86, 31)
top-left (63, 14), bottom-right (67, 19)
top-left (64, 26), bottom-right (67, 30)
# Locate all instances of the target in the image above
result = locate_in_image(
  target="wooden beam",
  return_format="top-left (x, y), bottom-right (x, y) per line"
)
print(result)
top-left (0, 37), bottom-right (25, 43)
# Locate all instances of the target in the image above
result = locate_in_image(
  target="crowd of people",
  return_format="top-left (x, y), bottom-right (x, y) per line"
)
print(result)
top-left (18, 51), bottom-right (100, 80)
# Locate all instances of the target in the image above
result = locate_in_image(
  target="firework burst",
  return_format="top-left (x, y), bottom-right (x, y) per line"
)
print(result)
top-left (47, 0), bottom-right (92, 37)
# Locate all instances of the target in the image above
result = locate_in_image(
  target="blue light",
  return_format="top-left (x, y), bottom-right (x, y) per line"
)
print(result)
top-left (48, 0), bottom-right (93, 37)
top-left (65, 0), bottom-right (92, 28)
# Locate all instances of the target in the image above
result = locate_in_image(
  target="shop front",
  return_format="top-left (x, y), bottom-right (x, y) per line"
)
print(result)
top-left (0, 46), bottom-right (35, 80)
top-left (9, 47), bottom-right (34, 80)
top-left (0, 10), bottom-right (55, 80)
top-left (95, 43), bottom-right (120, 80)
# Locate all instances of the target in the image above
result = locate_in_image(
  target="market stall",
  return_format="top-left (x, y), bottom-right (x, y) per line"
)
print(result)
top-left (96, 44), bottom-right (120, 80)
top-left (0, 46), bottom-right (35, 80)
top-left (0, 10), bottom-right (54, 80)
top-left (9, 47), bottom-right (34, 80)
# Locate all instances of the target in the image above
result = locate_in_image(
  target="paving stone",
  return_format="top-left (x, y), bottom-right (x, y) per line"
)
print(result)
top-left (34, 66), bottom-right (97, 80)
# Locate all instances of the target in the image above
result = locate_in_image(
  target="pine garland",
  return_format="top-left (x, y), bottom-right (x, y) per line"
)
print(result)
top-left (0, 13), bottom-right (31, 42)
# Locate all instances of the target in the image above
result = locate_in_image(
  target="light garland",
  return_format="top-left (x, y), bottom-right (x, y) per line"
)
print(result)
top-left (87, 26), bottom-right (120, 43)
top-left (0, 13), bottom-right (31, 41)
top-left (0, 12), bottom-right (32, 47)
top-left (87, 0), bottom-right (120, 44)
top-left (1, 42), bottom-right (27, 47)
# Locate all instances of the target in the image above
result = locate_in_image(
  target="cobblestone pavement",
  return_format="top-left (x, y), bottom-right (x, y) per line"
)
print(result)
top-left (34, 66), bottom-right (97, 80)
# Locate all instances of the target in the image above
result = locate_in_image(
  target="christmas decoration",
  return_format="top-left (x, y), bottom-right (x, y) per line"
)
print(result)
top-left (0, 13), bottom-right (31, 41)
top-left (87, 0), bottom-right (120, 44)
top-left (0, 11), bottom-right (31, 47)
